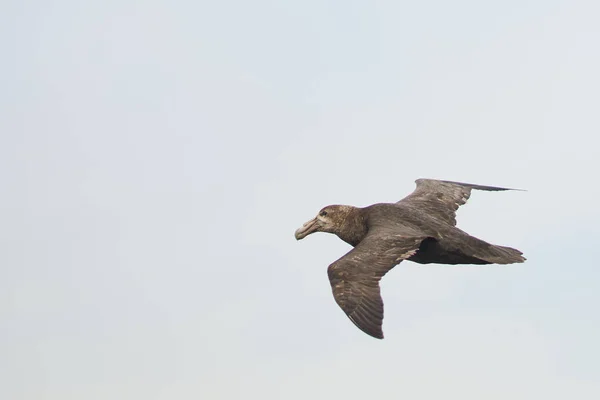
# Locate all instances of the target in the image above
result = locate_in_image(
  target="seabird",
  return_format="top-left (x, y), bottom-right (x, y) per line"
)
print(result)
top-left (295, 178), bottom-right (526, 339)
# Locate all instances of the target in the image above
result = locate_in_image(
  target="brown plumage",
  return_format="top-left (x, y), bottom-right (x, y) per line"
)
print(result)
top-left (295, 178), bottom-right (526, 339)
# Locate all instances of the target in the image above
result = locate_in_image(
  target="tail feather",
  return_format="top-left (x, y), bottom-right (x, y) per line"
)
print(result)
top-left (477, 244), bottom-right (526, 264)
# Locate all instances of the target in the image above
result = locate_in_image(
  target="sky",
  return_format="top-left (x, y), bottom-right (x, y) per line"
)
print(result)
top-left (2, 0), bottom-right (600, 399)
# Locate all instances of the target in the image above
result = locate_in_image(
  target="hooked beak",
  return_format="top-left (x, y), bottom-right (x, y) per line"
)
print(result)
top-left (295, 217), bottom-right (319, 240)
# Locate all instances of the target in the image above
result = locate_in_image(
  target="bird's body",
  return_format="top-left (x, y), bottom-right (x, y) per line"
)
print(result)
top-left (368, 202), bottom-right (524, 265)
top-left (295, 179), bottom-right (526, 339)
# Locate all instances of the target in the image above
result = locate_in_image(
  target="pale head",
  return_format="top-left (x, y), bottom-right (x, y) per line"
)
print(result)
top-left (294, 205), bottom-right (354, 240)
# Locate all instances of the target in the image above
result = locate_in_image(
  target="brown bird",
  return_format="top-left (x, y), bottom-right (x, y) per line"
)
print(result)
top-left (295, 179), bottom-right (526, 339)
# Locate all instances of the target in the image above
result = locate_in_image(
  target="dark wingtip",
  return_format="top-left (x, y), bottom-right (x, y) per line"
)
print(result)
top-left (364, 331), bottom-right (384, 339)
top-left (365, 328), bottom-right (384, 340)
top-left (439, 179), bottom-right (526, 192)
top-left (348, 314), bottom-right (385, 339)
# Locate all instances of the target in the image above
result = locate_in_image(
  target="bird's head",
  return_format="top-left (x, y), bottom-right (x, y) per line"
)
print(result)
top-left (294, 205), bottom-right (354, 240)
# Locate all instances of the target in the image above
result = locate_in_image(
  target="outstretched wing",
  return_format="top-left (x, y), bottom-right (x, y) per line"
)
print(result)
top-left (327, 231), bottom-right (428, 339)
top-left (396, 178), bottom-right (520, 226)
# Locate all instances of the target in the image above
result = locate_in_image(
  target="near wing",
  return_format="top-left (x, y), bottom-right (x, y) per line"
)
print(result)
top-left (327, 231), bottom-right (428, 339)
top-left (396, 178), bottom-right (520, 226)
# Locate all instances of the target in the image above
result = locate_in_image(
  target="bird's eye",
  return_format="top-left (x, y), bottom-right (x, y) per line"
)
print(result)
top-left (319, 210), bottom-right (328, 217)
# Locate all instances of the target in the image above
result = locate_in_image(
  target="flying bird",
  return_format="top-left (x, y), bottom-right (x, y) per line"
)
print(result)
top-left (295, 178), bottom-right (526, 339)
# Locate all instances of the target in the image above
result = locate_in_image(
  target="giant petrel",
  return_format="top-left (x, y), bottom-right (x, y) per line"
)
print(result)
top-left (295, 179), bottom-right (526, 339)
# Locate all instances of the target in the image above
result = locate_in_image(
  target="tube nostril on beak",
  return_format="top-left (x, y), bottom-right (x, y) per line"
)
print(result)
top-left (295, 217), bottom-right (319, 240)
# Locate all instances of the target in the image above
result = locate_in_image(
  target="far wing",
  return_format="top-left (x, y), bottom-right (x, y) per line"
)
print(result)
top-left (327, 232), bottom-right (428, 339)
top-left (396, 178), bottom-right (520, 226)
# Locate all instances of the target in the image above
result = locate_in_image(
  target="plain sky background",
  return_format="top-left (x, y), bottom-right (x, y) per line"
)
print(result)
top-left (2, 1), bottom-right (600, 399)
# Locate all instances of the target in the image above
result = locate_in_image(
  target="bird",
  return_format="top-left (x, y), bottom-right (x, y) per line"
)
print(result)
top-left (294, 178), bottom-right (526, 339)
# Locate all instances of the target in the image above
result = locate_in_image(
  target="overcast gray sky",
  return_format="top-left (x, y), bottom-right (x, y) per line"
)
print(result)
top-left (2, 1), bottom-right (600, 399)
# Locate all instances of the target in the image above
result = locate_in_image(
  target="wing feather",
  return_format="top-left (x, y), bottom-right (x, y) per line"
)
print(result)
top-left (327, 233), bottom-right (427, 339)
top-left (396, 178), bottom-right (521, 226)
